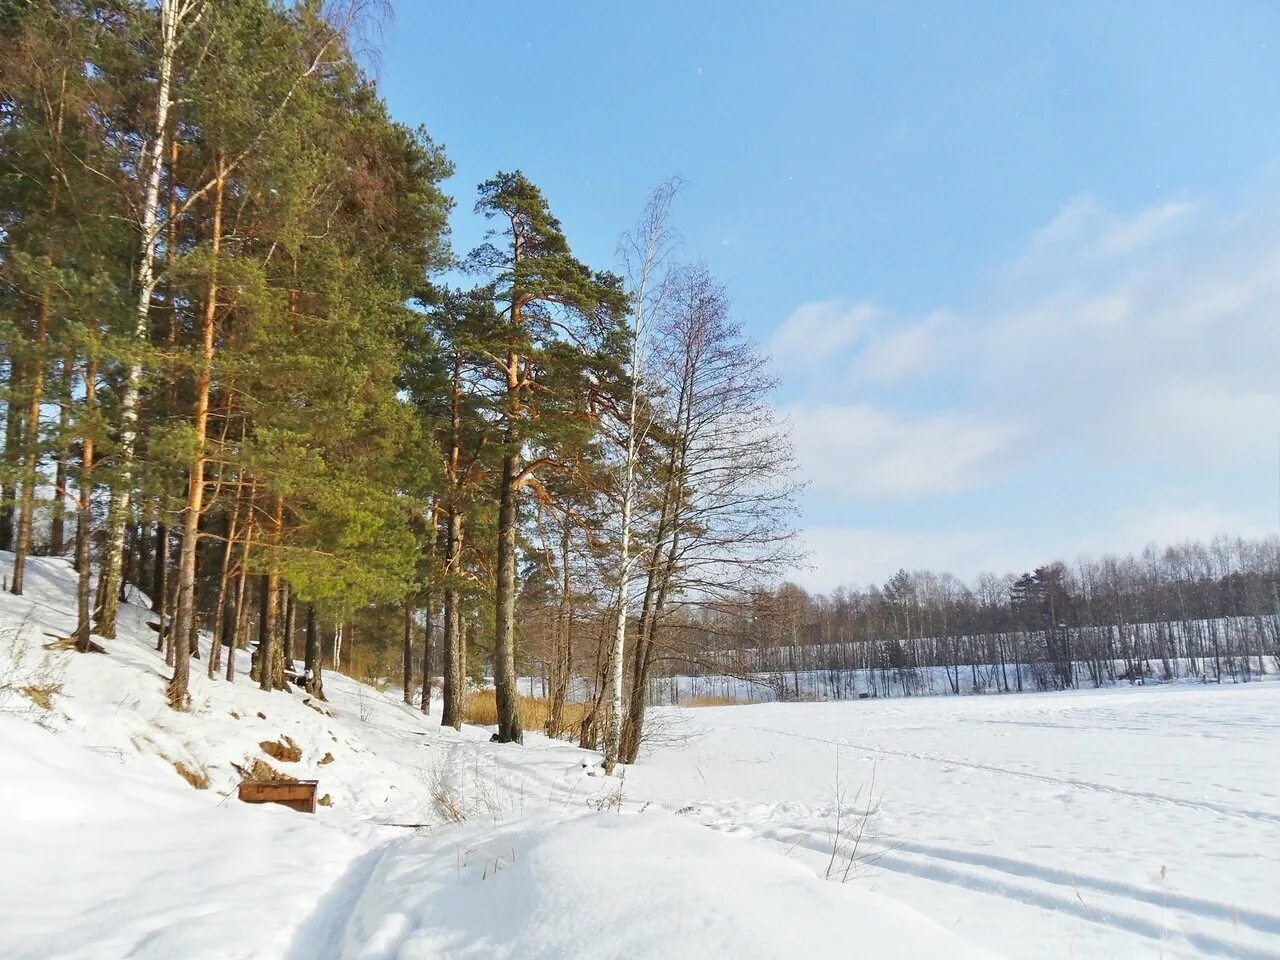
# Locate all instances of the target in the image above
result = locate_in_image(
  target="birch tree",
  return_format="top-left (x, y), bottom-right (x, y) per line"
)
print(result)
top-left (619, 265), bottom-right (802, 762)
top-left (95, 0), bottom-right (203, 637)
top-left (602, 179), bottom-right (680, 773)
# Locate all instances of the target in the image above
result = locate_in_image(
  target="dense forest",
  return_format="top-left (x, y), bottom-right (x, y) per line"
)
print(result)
top-left (0, 0), bottom-right (799, 770)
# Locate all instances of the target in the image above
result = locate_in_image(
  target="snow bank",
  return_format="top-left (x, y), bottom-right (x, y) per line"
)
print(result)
top-left (0, 714), bottom-right (373, 960)
top-left (340, 811), bottom-right (995, 960)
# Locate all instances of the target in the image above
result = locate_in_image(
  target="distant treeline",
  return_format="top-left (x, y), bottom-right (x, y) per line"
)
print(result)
top-left (635, 535), bottom-right (1280, 701)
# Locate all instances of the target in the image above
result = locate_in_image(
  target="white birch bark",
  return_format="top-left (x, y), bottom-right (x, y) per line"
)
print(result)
top-left (603, 180), bottom-right (680, 773)
top-left (96, 0), bottom-right (203, 636)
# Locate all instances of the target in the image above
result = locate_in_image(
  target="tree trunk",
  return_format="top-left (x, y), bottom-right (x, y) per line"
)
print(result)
top-left (282, 586), bottom-right (295, 671)
top-left (440, 507), bottom-right (466, 730)
top-left (97, 0), bottom-right (184, 638)
top-left (208, 504), bottom-right (240, 679)
top-left (258, 497), bottom-right (284, 691)
top-left (50, 357), bottom-right (73, 556)
top-left (151, 522), bottom-right (168, 614)
top-left (546, 521), bottom-right (572, 737)
top-left (402, 596), bottom-right (415, 705)
top-left (420, 588), bottom-right (433, 714)
top-left (493, 448), bottom-right (523, 744)
top-left (168, 158), bottom-right (223, 710)
top-left (226, 515), bottom-right (253, 682)
top-left (0, 361), bottom-right (23, 554)
top-left (73, 357), bottom-right (96, 650)
top-left (11, 272), bottom-right (52, 596)
top-left (304, 604), bottom-right (325, 699)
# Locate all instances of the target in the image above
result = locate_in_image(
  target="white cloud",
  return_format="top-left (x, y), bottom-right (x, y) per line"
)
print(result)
top-left (976, 196), bottom-right (1280, 466)
top-left (798, 526), bottom-right (1005, 592)
top-left (778, 188), bottom-right (1280, 589)
top-left (846, 309), bottom-right (952, 386)
top-left (784, 403), bottom-right (1014, 499)
top-left (780, 190), bottom-right (1280, 486)
top-left (768, 300), bottom-right (879, 379)
top-left (796, 503), bottom-right (1271, 593)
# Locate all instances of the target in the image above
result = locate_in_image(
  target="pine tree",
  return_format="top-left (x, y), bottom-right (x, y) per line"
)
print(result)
top-left (467, 172), bottom-right (628, 743)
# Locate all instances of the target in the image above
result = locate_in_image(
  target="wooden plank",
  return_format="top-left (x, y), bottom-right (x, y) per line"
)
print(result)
top-left (238, 779), bottom-right (318, 814)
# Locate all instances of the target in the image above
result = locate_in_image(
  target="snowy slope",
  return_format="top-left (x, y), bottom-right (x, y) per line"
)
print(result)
top-left (0, 554), bottom-right (1002, 960)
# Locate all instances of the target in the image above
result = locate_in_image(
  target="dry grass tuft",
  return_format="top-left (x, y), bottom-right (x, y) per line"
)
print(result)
top-left (19, 682), bottom-right (60, 710)
top-left (259, 736), bottom-right (302, 763)
top-left (680, 694), bottom-right (740, 708)
top-left (463, 689), bottom-right (588, 736)
top-left (235, 758), bottom-right (296, 783)
top-left (172, 760), bottom-right (210, 790)
top-left (428, 765), bottom-right (466, 823)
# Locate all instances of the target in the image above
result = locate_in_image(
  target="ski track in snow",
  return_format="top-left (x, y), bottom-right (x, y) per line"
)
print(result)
top-left (736, 722), bottom-right (1280, 825)
top-left (730, 823), bottom-right (1280, 960)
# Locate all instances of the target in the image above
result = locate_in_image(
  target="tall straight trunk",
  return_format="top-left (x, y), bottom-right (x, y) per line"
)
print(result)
top-left (440, 350), bottom-right (468, 729)
top-left (226, 518), bottom-right (253, 682)
top-left (440, 498), bottom-right (468, 727)
top-left (282, 587), bottom-right (295, 669)
top-left (11, 267), bottom-right (53, 596)
top-left (603, 349), bottom-right (643, 772)
top-left (152, 134), bottom-right (180, 617)
top-left (97, 0), bottom-right (185, 637)
top-left (151, 522), bottom-right (167, 613)
top-left (161, 545), bottom-right (178, 662)
top-left (258, 496), bottom-right (284, 691)
top-left (420, 588), bottom-right (433, 714)
top-left (254, 573), bottom-right (269, 677)
top-left (304, 604), bottom-right (325, 699)
top-left (168, 158), bottom-right (223, 710)
top-left (402, 596), bottom-right (415, 704)
top-left (73, 357), bottom-right (97, 650)
top-left (208, 502), bottom-right (240, 679)
top-left (546, 521), bottom-right (572, 737)
top-left (0, 372), bottom-right (23, 553)
top-left (493, 447), bottom-right (522, 743)
top-left (441, 557), bottom-right (464, 729)
top-left (50, 356), bottom-right (73, 556)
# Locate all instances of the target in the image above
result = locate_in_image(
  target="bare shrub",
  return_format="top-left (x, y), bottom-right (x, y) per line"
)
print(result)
top-left (591, 770), bottom-right (627, 812)
top-left (0, 619), bottom-right (65, 719)
top-left (427, 763), bottom-right (466, 823)
top-left (425, 749), bottom-right (525, 825)
top-left (825, 760), bottom-right (884, 883)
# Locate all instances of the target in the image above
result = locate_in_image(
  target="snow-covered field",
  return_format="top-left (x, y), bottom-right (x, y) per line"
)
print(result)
top-left (1, 554), bottom-right (1276, 959)
top-left (632, 688), bottom-right (1280, 959)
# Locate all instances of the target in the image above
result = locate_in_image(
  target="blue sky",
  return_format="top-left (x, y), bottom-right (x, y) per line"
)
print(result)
top-left (378, 2), bottom-right (1280, 590)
